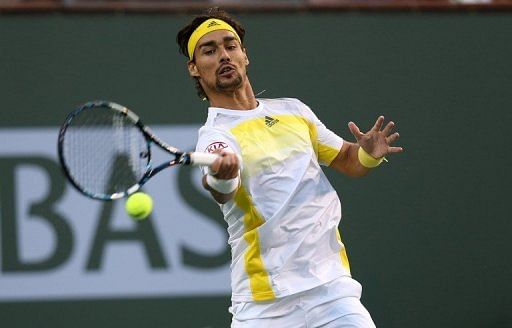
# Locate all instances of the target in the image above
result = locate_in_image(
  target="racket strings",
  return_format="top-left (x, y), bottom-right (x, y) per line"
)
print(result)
top-left (62, 106), bottom-right (148, 198)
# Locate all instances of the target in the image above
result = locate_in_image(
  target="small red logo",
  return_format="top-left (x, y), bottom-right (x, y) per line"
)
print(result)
top-left (205, 141), bottom-right (228, 153)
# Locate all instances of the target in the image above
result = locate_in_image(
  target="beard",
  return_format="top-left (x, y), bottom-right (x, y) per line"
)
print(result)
top-left (215, 72), bottom-right (243, 92)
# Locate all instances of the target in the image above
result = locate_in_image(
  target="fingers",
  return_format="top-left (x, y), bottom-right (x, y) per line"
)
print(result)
top-left (388, 146), bottom-right (404, 154)
top-left (372, 116), bottom-right (385, 132)
top-left (386, 132), bottom-right (400, 144)
top-left (348, 121), bottom-right (363, 140)
top-left (212, 151), bottom-right (240, 179)
top-left (350, 117), bottom-right (402, 157)
top-left (382, 121), bottom-right (395, 136)
top-left (209, 158), bottom-right (221, 175)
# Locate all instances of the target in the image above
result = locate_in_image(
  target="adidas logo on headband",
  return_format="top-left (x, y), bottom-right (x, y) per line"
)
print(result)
top-left (207, 20), bottom-right (221, 28)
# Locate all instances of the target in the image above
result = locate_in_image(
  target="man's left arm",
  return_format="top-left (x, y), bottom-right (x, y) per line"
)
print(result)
top-left (330, 116), bottom-right (403, 177)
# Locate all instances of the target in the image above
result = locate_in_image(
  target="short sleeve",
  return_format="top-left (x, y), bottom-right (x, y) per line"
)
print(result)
top-left (295, 100), bottom-right (344, 166)
top-left (195, 126), bottom-right (241, 175)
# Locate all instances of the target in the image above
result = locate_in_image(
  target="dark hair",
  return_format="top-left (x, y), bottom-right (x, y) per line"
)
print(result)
top-left (176, 7), bottom-right (246, 100)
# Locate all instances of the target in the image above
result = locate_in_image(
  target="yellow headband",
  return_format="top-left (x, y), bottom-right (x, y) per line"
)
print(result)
top-left (187, 18), bottom-right (242, 60)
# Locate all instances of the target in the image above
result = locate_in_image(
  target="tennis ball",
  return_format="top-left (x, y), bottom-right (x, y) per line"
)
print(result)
top-left (125, 192), bottom-right (153, 220)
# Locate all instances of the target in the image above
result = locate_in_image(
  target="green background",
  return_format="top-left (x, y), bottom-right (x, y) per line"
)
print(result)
top-left (1, 12), bottom-right (511, 327)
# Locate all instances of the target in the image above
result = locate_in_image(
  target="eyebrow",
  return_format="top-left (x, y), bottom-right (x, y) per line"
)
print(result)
top-left (198, 36), bottom-right (238, 49)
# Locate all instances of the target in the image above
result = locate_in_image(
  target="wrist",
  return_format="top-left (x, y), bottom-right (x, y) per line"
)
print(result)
top-left (358, 147), bottom-right (385, 168)
top-left (206, 174), bottom-right (240, 194)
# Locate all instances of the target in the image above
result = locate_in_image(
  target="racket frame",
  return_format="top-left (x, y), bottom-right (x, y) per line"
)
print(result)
top-left (58, 101), bottom-right (204, 201)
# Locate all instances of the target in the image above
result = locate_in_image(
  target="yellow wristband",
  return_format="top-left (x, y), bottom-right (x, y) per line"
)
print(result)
top-left (358, 147), bottom-right (385, 168)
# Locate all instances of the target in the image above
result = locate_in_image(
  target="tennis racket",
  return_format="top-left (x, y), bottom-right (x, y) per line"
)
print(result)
top-left (58, 100), bottom-right (218, 201)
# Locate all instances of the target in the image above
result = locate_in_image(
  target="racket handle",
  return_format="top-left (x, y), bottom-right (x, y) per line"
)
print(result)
top-left (188, 152), bottom-right (219, 166)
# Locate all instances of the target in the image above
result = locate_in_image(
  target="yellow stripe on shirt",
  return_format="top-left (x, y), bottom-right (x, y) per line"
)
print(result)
top-left (304, 119), bottom-right (341, 166)
top-left (234, 186), bottom-right (276, 301)
top-left (318, 143), bottom-right (341, 166)
top-left (336, 229), bottom-right (351, 273)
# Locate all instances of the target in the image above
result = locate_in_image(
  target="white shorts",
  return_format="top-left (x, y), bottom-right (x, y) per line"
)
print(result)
top-left (230, 276), bottom-right (376, 328)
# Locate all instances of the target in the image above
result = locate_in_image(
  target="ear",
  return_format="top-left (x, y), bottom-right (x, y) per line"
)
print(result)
top-left (243, 48), bottom-right (249, 66)
top-left (187, 60), bottom-right (200, 78)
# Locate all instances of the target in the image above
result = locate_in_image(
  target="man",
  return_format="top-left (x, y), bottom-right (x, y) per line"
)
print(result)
top-left (176, 8), bottom-right (402, 328)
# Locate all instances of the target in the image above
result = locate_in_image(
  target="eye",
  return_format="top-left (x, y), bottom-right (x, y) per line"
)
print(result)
top-left (203, 48), bottom-right (215, 55)
top-left (226, 44), bottom-right (237, 50)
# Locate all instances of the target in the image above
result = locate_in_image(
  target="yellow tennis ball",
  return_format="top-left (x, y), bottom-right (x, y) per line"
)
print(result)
top-left (125, 192), bottom-right (153, 220)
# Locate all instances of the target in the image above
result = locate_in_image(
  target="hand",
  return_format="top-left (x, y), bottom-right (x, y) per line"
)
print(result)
top-left (348, 116), bottom-right (403, 159)
top-left (209, 150), bottom-right (240, 180)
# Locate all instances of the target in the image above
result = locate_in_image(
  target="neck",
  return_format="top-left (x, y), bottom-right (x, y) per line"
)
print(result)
top-left (206, 79), bottom-right (258, 110)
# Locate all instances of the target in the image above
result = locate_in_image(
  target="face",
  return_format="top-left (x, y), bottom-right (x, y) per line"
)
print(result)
top-left (188, 30), bottom-right (249, 95)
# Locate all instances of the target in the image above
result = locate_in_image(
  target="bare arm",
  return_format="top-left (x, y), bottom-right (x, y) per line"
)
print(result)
top-left (330, 116), bottom-right (403, 177)
top-left (330, 141), bottom-right (370, 177)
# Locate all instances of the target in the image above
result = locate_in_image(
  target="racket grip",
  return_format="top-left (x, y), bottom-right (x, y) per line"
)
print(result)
top-left (189, 152), bottom-right (219, 166)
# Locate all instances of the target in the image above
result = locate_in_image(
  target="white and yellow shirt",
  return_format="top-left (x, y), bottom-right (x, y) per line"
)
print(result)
top-left (196, 98), bottom-right (352, 302)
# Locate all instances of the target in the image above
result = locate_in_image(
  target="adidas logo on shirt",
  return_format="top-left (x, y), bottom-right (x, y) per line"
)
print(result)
top-left (265, 116), bottom-right (279, 127)
top-left (207, 21), bottom-right (221, 28)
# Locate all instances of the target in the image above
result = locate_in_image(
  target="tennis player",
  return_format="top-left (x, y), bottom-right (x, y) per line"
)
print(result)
top-left (177, 8), bottom-right (402, 327)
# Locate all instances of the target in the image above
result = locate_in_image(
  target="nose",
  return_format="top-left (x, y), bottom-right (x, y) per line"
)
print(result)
top-left (219, 47), bottom-right (231, 62)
